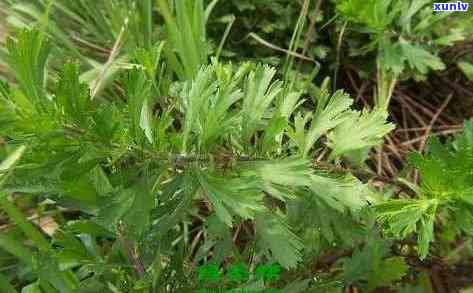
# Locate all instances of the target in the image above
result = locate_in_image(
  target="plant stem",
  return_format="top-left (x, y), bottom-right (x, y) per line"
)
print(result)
top-left (140, 0), bottom-right (153, 50)
top-left (333, 20), bottom-right (347, 93)
top-left (118, 222), bottom-right (145, 278)
top-left (376, 64), bottom-right (397, 112)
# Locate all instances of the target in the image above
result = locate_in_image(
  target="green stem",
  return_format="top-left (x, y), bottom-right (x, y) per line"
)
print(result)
top-left (333, 20), bottom-right (348, 93)
top-left (156, 0), bottom-right (175, 29)
top-left (376, 64), bottom-right (397, 112)
top-left (140, 0), bottom-right (153, 49)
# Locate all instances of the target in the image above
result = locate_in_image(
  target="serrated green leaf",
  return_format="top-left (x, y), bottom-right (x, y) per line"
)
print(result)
top-left (374, 198), bottom-right (438, 259)
top-left (367, 257), bottom-right (408, 290)
top-left (180, 65), bottom-right (217, 152)
top-left (241, 158), bottom-right (311, 201)
top-left (310, 173), bottom-right (375, 211)
top-left (241, 64), bottom-right (282, 146)
top-left (55, 62), bottom-right (91, 127)
top-left (327, 109), bottom-right (394, 160)
top-left (197, 170), bottom-right (265, 226)
top-left (255, 210), bottom-right (303, 269)
top-left (343, 234), bottom-right (407, 291)
top-left (400, 39), bottom-right (445, 74)
top-left (6, 29), bottom-right (51, 106)
top-left (124, 68), bottom-right (154, 144)
top-left (379, 38), bottom-right (404, 75)
top-left (302, 90), bottom-right (353, 157)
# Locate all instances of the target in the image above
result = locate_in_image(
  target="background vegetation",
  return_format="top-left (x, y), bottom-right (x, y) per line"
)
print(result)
top-left (0, 0), bottom-right (473, 292)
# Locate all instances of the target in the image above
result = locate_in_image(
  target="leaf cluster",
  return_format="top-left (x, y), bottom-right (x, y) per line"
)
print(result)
top-left (0, 27), bottom-right (394, 291)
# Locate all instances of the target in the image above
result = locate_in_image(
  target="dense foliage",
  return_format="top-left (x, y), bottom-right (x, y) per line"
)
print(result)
top-left (0, 0), bottom-right (472, 292)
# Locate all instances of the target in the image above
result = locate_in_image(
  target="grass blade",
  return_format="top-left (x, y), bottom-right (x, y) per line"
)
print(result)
top-left (0, 197), bottom-right (50, 252)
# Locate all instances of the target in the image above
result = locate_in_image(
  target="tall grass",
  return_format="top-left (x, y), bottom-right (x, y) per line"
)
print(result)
top-left (156, 0), bottom-right (208, 80)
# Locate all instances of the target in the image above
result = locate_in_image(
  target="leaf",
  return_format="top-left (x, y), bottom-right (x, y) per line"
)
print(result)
top-left (241, 64), bottom-right (282, 146)
top-left (458, 61), bottom-right (473, 81)
top-left (400, 39), bottom-right (445, 75)
top-left (417, 208), bottom-right (436, 259)
top-left (140, 97), bottom-right (154, 144)
top-left (124, 68), bottom-right (154, 144)
top-left (198, 62), bottom-right (247, 150)
top-left (302, 90), bottom-right (353, 157)
top-left (36, 253), bottom-right (79, 292)
top-left (279, 91), bottom-right (303, 119)
top-left (66, 220), bottom-right (113, 238)
top-left (375, 121), bottom-right (473, 258)
top-left (123, 181), bottom-right (155, 237)
top-left (281, 279), bottom-right (311, 293)
top-left (21, 283), bottom-right (41, 293)
top-left (288, 191), bottom-right (364, 245)
top-left (91, 103), bottom-right (122, 143)
top-left (196, 170), bottom-right (265, 226)
top-left (53, 231), bottom-right (94, 270)
top-left (0, 149), bottom-right (83, 290)
top-left (201, 214), bottom-right (234, 264)
top-left (153, 171), bottom-right (196, 236)
top-left (310, 173), bottom-right (375, 212)
top-left (97, 181), bottom-right (154, 237)
top-left (343, 235), bottom-right (407, 291)
top-left (434, 28), bottom-right (464, 46)
top-left (260, 115), bottom-right (287, 154)
top-left (286, 111), bottom-right (312, 154)
top-left (96, 189), bottom-right (136, 232)
top-left (255, 210), bottom-right (303, 269)
top-left (410, 124), bottom-right (473, 201)
top-left (55, 62), bottom-right (91, 127)
top-left (399, 272), bottom-right (434, 293)
top-left (368, 257), bottom-right (408, 290)
top-left (374, 199), bottom-right (438, 259)
top-left (379, 38), bottom-right (405, 75)
top-left (0, 273), bottom-right (18, 293)
top-left (180, 65), bottom-right (217, 152)
top-left (90, 165), bottom-right (113, 196)
top-left (6, 29), bottom-right (51, 105)
top-left (398, 0), bottom-right (431, 34)
top-left (133, 42), bottom-right (165, 81)
top-left (60, 174), bottom-right (99, 205)
top-left (337, 0), bottom-right (397, 31)
top-left (0, 145), bottom-right (26, 189)
top-left (0, 233), bottom-right (35, 265)
top-left (0, 198), bottom-right (50, 252)
top-left (327, 109), bottom-right (394, 160)
top-left (240, 158), bottom-right (312, 201)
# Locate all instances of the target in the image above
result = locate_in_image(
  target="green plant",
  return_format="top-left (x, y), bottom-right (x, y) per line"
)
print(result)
top-left (0, 26), bottom-right (396, 291)
top-left (375, 120), bottom-right (473, 259)
top-left (341, 229), bottom-right (408, 291)
top-left (337, 0), bottom-right (465, 110)
top-left (1, 0), bottom-right (473, 292)
top-left (1, 0), bottom-right (158, 98)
